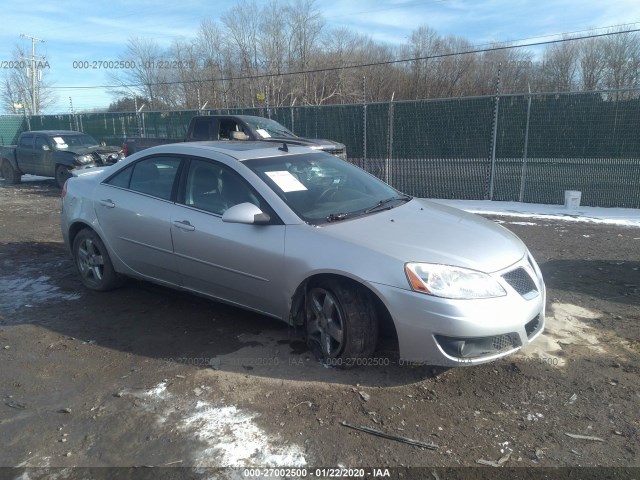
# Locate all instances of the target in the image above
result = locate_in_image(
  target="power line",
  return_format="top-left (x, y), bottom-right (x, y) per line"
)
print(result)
top-left (467, 22), bottom-right (640, 50)
top-left (48, 27), bottom-right (640, 91)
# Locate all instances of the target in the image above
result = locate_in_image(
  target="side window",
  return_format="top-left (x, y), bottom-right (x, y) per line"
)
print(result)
top-left (218, 165), bottom-right (262, 211)
top-left (19, 135), bottom-right (33, 148)
top-left (183, 160), bottom-right (224, 214)
top-left (128, 157), bottom-right (181, 200)
top-left (191, 120), bottom-right (212, 141)
top-left (219, 120), bottom-right (240, 140)
top-left (182, 159), bottom-right (262, 215)
top-left (35, 136), bottom-right (49, 150)
top-left (105, 165), bottom-right (133, 188)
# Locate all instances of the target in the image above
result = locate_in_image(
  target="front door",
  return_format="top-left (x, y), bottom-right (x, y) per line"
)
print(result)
top-left (170, 158), bottom-right (286, 317)
top-left (34, 135), bottom-right (54, 176)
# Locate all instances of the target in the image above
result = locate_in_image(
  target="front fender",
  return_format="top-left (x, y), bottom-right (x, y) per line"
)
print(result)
top-left (54, 153), bottom-right (79, 168)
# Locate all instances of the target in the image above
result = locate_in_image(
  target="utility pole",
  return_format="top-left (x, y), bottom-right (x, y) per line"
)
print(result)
top-left (20, 33), bottom-right (45, 115)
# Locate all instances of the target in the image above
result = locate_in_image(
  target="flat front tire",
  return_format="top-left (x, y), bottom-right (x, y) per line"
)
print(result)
top-left (305, 279), bottom-right (378, 368)
top-left (1, 160), bottom-right (22, 184)
top-left (72, 229), bottom-right (122, 291)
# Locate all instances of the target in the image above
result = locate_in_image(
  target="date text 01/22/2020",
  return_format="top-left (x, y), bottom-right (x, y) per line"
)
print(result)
top-left (242, 468), bottom-right (391, 477)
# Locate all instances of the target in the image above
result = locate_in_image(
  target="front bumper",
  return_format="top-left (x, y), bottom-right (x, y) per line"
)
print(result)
top-left (369, 255), bottom-right (546, 366)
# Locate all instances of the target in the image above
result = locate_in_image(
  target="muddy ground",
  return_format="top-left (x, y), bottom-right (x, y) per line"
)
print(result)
top-left (0, 177), bottom-right (639, 478)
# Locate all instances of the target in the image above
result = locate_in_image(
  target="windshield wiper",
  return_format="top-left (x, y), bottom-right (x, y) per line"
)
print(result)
top-left (326, 212), bottom-right (349, 222)
top-left (364, 194), bottom-right (412, 214)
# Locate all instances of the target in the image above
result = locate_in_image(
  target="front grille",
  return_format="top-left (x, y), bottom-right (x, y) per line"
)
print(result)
top-left (492, 334), bottom-right (514, 351)
top-left (525, 314), bottom-right (542, 338)
top-left (436, 333), bottom-right (520, 359)
top-left (503, 267), bottom-right (538, 297)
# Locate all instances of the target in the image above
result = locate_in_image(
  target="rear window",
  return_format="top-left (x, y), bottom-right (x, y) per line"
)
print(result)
top-left (105, 157), bottom-right (181, 200)
top-left (19, 135), bottom-right (33, 148)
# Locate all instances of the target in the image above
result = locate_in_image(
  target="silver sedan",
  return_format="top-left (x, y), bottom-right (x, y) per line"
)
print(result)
top-left (61, 141), bottom-right (545, 367)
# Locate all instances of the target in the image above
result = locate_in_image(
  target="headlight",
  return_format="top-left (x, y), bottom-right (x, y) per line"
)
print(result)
top-left (76, 155), bottom-right (94, 164)
top-left (405, 262), bottom-right (506, 299)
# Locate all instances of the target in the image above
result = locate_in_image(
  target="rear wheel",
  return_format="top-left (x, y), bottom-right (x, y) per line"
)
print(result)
top-left (1, 160), bottom-right (22, 184)
top-left (305, 279), bottom-right (378, 368)
top-left (72, 229), bottom-right (123, 291)
top-left (55, 164), bottom-right (72, 189)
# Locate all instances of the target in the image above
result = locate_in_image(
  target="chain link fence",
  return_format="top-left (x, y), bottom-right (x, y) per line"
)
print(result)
top-left (2, 89), bottom-right (639, 208)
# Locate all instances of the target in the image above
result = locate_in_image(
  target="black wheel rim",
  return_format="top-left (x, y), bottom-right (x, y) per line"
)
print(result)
top-left (56, 167), bottom-right (69, 186)
top-left (77, 237), bottom-right (105, 285)
top-left (307, 287), bottom-right (345, 358)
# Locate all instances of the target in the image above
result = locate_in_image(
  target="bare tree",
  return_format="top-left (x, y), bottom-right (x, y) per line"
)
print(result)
top-left (1, 44), bottom-right (56, 114)
top-left (285, 0), bottom-right (325, 105)
top-left (222, 1), bottom-right (262, 107)
top-left (109, 38), bottom-right (165, 109)
top-left (258, 0), bottom-right (291, 106)
top-left (403, 25), bottom-right (440, 99)
top-left (540, 38), bottom-right (580, 91)
top-left (578, 37), bottom-right (607, 90)
top-left (602, 29), bottom-right (640, 95)
top-left (196, 18), bottom-right (233, 109)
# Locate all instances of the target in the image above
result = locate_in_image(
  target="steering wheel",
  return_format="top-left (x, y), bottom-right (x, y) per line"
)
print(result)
top-left (318, 187), bottom-right (340, 202)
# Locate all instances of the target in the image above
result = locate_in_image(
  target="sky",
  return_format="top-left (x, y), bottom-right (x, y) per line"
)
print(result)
top-left (2, 0), bottom-right (640, 113)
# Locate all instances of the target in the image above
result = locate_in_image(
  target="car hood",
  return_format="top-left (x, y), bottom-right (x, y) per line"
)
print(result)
top-left (70, 146), bottom-right (120, 155)
top-left (318, 198), bottom-right (526, 273)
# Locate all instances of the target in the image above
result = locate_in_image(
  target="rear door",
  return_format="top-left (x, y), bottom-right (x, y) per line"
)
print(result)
top-left (170, 157), bottom-right (286, 317)
top-left (93, 155), bottom-right (184, 285)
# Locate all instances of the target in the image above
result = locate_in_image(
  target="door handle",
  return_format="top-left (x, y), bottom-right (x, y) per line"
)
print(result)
top-left (99, 199), bottom-right (115, 208)
top-left (173, 220), bottom-right (195, 231)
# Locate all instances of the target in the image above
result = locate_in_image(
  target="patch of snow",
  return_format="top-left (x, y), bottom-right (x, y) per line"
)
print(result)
top-left (0, 274), bottom-right (81, 315)
top-left (430, 199), bottom-right (640, 227)
top-left (181, 404), bottom-right (307, 468)
top-left (143, 382), bottom-right (168, 400)
top-left (128, 382), bottom-right (307, 468)
top-left (518, 302), bottom-right (605, 366)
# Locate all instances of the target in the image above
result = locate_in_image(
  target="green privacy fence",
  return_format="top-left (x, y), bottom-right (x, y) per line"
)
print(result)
top-left (2, 89), bottom-right (640, 208)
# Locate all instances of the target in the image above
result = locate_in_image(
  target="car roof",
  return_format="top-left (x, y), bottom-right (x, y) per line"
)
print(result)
top-left (25, 130), bottom-right (87, 136)
top-left (191, 114), bottom-right (271, 122)
top-left (145, 141), bottom-right (317, 162)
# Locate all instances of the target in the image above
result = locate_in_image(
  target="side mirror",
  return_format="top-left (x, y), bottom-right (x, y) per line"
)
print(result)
top-left (222, 202), bottom-right (270, 225)
top-left (42, 145), bottom-right (50, 151)
top-left (100, 141), bottom-right (106, 147)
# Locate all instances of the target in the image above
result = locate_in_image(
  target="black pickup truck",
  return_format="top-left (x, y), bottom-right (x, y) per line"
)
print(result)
top-left (0, 130), bottom-right (124, 188)
top-left (123, 115), bottom-right (347, 159)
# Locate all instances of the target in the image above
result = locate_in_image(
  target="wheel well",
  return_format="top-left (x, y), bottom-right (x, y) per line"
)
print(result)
top-left (290, 273), bottom-right (398, 345)
top-left (68, 222), bottom-right (94, 249)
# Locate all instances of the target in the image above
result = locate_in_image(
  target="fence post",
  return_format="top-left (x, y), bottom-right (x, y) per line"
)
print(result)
top-left (386, 92), bottom-right (395, 185)
top-left (362, 76), bottom-right (367, 164)
top-left (488, 64), bottom-right (502, 200)
top-left (519, 88), bottom-right (533, 202)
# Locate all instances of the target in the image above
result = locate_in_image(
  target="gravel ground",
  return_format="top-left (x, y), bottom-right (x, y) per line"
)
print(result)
top-left (0, 177), bottom-right (639, 479)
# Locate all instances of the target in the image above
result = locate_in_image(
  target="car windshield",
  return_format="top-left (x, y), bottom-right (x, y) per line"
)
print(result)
top-left (245, 153), bottom-right (410, 225)
top-left (242, 117), bottom-right (297, 138)
top-left (52, 134), bottom-right (99, 149)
